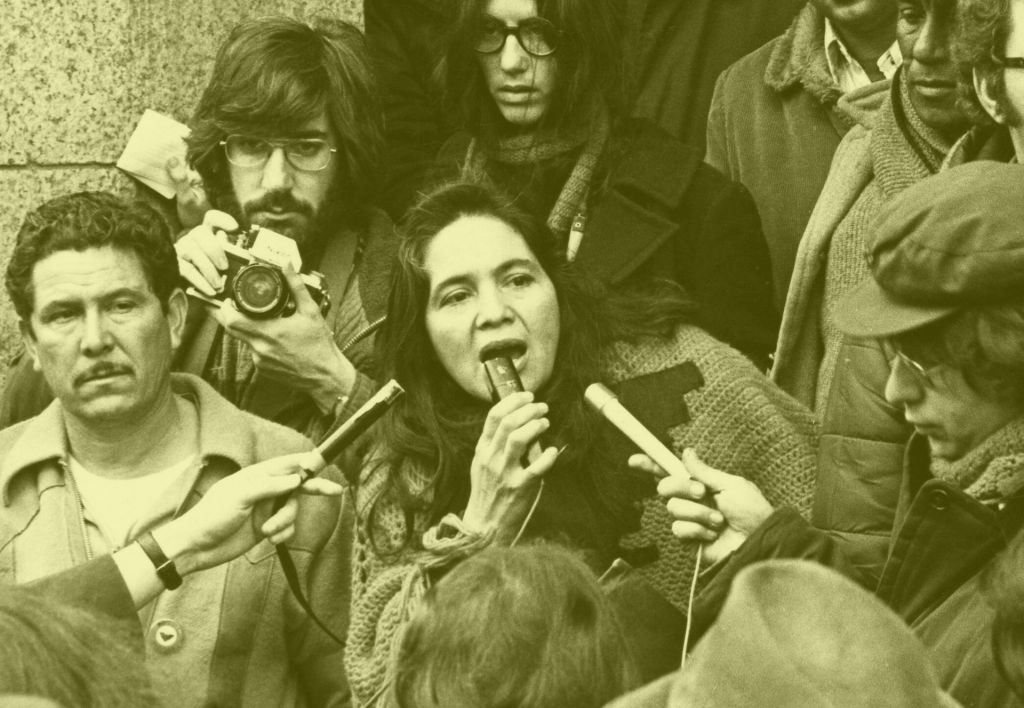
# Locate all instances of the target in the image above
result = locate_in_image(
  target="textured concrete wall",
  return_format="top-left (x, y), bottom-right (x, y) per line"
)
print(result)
top-left (0, 0), bottom-right (362, 387)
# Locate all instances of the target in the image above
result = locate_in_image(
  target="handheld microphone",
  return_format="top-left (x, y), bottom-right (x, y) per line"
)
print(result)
top-left (480, 341), bottom-right (544, 463)
top-left (584, 383), bottom-right (690, 480)
top-left (298, 379), bottom-right (406, 476)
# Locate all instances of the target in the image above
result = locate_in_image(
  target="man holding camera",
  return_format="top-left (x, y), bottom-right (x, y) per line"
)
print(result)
top-left (171, 15), bottom-right (395, 441)
top-left (0, 191), bottom-right (351, 707)
top-left (0, 16), bottom-right (396, 442)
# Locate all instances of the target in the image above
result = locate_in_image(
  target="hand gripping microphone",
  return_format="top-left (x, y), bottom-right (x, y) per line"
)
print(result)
top-left (297, 379), bottom-right (406, 476)
top-left (480, 340), bottom-right (544, 464)
top-left (583, 383), bottom-right (690, 480)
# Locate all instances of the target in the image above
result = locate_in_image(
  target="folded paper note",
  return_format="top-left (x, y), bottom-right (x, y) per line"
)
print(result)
top-left (116, 110), bottom-right (190, 198)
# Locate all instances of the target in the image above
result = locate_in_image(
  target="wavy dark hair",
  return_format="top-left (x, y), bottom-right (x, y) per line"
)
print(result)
top-left (366, 181), bottom-right (694, 553)
top-left (394, 543), bottom-right (640, 708)
top-left (893, 299), bottom-right (1024, 406)
top-left (6, 191), bottom-right (178, 325)
top-left (186, 15), bottom-right (383, 223)
top-left (954, 0), bottom-right (1013, 126)
top-left (443, 0), bottom-right (631, 137)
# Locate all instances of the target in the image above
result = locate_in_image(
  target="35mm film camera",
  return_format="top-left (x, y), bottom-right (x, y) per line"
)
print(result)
top-left (187, 226), bottom-right (330, 319)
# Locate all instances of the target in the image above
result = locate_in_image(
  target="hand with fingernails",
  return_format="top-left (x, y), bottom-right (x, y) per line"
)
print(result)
top-left (461, 391), bottom-right (560, 544)
top-left (174, 210), bottom-right (355, 414)
top-left (628, 448), bottom-right (774, 564)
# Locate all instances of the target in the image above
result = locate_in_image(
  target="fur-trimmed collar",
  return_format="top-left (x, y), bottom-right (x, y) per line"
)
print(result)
top-left (764, 3), bottom-right (843, 106)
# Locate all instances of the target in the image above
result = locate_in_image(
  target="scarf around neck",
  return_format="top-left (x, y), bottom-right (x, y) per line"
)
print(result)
top-left (869, 68), bottom-right (958, 201)
top-left (930, 416), bottom-right (1024, 502)
top-left (462, 106), bottom-right (611, 242)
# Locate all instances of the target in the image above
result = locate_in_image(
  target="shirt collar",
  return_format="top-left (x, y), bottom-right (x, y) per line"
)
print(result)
top-left (824, 18), bottom-right (902, 93)
top-left (1, 374), bottom-right (263, 505)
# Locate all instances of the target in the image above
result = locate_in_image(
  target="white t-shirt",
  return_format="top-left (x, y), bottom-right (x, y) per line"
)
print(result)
top-left (70, 455), bottom-right (195, 549)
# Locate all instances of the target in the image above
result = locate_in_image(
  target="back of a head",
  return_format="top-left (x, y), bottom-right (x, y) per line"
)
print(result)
top-left (187, 15), bottom-right (382, 215)
top-left (393, 544), bottom-right (640, 708)
top-left (670, 561), bottom-right (951, 707)
top-left (0, 586), bottom-right (154, 707)
top-left (5, 191), bottom-right (177, 323)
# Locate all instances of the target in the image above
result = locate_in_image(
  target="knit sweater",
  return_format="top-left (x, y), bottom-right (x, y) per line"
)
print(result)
top-left (344, 325), bottom-right (818, 706)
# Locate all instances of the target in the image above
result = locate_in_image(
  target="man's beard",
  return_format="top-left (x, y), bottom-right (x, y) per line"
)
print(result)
top-left (215, 188), bottom-right (342, 268)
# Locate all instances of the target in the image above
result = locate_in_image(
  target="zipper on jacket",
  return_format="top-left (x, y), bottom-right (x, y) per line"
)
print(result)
top-left (60, 458), bottom-right (95, 561)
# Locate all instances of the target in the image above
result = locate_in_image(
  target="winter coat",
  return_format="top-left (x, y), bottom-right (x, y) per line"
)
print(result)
top-left (434, 119), bottom-right (779, 370)
top-left (771, 76), bottom-right (955, 583)
top-left (691, 428), bottom-right (1024, 708)
top-left (705, 2), bottom-right (889, 308)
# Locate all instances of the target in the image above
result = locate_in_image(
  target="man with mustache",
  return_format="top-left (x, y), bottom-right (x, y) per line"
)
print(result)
top-left (0, 191), bottom-right (351, 707)
top-left (0, 16), bottom-right (396, 441)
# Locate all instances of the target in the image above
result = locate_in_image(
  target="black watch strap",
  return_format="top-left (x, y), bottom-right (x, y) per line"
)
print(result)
top-left (137, 531), bottom-right (183, 590)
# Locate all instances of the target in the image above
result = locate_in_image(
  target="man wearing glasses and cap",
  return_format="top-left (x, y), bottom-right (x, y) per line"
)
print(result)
top-left (644, 161), bottom-right (1024, 707)
top-left (0, 16), bottom-right (396, 440)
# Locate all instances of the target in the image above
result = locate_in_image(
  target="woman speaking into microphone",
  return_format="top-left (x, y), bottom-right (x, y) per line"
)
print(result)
top-left (345, 181), bottom-right (816, 706)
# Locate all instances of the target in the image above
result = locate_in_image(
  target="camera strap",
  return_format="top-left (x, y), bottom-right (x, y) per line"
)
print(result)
top-left (275, 543), bottom-right (345, 646)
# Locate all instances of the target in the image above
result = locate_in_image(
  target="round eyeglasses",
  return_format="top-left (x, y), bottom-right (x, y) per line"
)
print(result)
top-left (474, 17), bottom-right (560, 57)
top-left (220, 135), bottom-right (337, 172)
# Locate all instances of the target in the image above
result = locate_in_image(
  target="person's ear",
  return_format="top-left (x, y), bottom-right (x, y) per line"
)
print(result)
top-left (166, 288), bottom-right (189, 352)
top-left (974, 67), bottom-right (1009, 124)
top-left (19, 319), bottom-right (42, 372)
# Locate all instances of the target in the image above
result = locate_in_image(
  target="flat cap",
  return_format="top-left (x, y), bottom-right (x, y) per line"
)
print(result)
top-left (836, 161), bottom-right (1024, 338)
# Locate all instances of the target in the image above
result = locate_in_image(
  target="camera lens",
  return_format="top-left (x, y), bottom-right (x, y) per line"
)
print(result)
top-left (232, 263), bottom-right (288, 318)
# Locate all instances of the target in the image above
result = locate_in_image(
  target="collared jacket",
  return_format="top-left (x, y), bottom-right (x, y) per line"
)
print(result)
top-left (0, 374), bottom-right (352, 708)
top-left (690, 434), bottom-right (1024, 708)
top-left (0, 207), bottom-right (398, 443)
top-left (705, 2), bottom-right (889, 309)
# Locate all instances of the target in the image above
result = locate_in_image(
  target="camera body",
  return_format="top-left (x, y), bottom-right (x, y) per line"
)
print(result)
top-left (217, 226), bottom-right (330, 319)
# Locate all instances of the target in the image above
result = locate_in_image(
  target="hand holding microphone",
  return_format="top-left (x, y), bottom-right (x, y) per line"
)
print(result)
top-left (461, 343), bottom-right (559, 542)
top-left (480, 341), bottom-right (545, 464)
top-left (585, 383), bottom-right (771, 564)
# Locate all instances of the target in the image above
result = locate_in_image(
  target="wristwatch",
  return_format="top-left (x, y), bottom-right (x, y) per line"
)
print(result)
top-left (137, 531), bottom-right (183, 590)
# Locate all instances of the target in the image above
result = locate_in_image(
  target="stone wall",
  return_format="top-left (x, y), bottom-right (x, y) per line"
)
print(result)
top-left (0, 0), bottom-right (362, 386)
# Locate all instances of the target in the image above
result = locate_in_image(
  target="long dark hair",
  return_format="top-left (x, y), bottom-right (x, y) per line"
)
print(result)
top-left (365, 181), bottom-right (694, 553)
top-left (443, 0), bottom-right (631, 137)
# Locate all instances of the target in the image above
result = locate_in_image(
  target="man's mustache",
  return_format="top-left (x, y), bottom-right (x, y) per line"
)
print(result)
top-left (243, 190), bottom-right (315, 219)
top-left (75, 362), bottom-right (133, 387)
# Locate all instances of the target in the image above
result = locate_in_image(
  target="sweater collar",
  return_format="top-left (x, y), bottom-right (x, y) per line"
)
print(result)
top-left (1, 373), bottom-right (261, 505)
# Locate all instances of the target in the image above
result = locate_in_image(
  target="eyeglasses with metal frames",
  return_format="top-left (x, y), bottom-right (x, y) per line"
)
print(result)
top-left (991, 53), bottom-right (1024, 69)
top-left (880, 340), bottom-right (944, 388)
top-left (220, 135), bottom-right (337, 172)
top-left (474, 17), bottom-right (560, 57)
